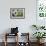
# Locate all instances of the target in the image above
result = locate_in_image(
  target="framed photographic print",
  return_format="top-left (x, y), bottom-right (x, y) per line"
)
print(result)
top-left (10, 8), bottom-right (25, 19)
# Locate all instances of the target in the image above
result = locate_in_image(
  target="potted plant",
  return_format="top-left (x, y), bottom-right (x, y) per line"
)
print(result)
top-left (33, 32), bottom-right (46, 43)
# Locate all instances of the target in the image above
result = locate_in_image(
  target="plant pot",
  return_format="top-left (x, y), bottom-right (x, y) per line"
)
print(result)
top-left (37, 39), bottom-right (44, 44)
top-left (37, 39), bottom-right (40, 43)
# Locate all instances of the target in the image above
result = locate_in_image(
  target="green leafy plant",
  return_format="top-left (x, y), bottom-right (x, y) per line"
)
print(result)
top-left (32, 25), bottom-right (45, 30)
top-left (33, 32), bottom-right (46, 40)
top-left (40, 26), bottom-right (45, 29)
top-left (32, 25), bottom-right (37, 27)
top-left (32, 25), bottom-right (39, 30)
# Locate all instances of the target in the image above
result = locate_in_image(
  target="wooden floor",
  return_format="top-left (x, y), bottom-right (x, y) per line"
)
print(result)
top-left (0, 42), bottom-right (46, 46)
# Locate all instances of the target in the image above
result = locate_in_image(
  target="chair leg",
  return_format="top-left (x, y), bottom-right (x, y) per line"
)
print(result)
top-left (4, 41), bottom-right (7, 46)
top-left (4, 33), bottom-right (7, 46)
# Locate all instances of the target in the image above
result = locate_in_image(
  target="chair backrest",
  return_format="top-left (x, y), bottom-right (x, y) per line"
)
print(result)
top-left (18, 33), bottom-right (29, 42)
top-left (11, 27), bottom-right (18, 34)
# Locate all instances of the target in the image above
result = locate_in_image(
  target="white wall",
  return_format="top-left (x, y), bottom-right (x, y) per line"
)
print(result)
top-left (0, 0), bottom-right (36, 42)
top-left (0, 0), bottom-right (36, 34)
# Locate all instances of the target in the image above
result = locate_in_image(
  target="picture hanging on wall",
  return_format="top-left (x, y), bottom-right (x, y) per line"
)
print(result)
top-left (10, 8), bottom-right (25, 19)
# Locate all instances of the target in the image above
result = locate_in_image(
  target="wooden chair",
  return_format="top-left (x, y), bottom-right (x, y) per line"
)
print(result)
top-left (18, 33), bottom-right (30, 46)
top-left (4, 33), bottom-right (18, 46)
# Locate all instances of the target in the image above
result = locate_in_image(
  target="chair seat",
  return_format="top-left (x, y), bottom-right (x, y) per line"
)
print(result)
top-left (6, 33), bottom-right (17, 36)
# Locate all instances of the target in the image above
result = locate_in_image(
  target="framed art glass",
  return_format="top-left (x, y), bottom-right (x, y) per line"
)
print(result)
top-left (10, 8), bottom-right (25, 19)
